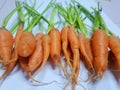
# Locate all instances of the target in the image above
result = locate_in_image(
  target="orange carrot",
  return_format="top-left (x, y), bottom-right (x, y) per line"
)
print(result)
top-left (0, 50), bottom-right (17, 80)
top-left (17, 32), bottom-right (36, 57)
top-left (0, 25), bottom-right (23, 80)
top-left (28, 34), bottom-right (43, 72)
top-left (108, 36), bottom-right (120, 69)
top-left (35, 33), bottom-right (44, 41)
top-left (19, 33), bottom-right (55, 85)
top-left (78, 34), bottom-right (94, 72)
top-left (64, 26), bottom-right (80, 90)
top-left (91, 29), bottom-right (108, 78)
top-left (49, 28), bottom-right (69, 78)
top-left (19, 33), bottom-right (44, 79)
top-left (33, 34), bottom-right (50, 77)
top-left (61, 27), bottom-right (72, 69)
top-left (0, 28), bottom-right (13, 63)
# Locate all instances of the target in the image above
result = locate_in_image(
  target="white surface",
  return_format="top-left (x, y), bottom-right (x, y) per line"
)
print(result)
top-left (0, 0), bottom-right (120, 90)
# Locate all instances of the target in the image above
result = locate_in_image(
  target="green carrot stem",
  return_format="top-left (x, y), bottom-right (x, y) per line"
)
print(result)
top-left (47, 7), bottom-right (56, 33)
top-left (10, 21), bottom-right (20, 34)
top-left (76, 1), bottom-right (94, 22)
top-left (74, 5), bottom-right (88, 37)
top-left (24, 1), bottom-right (52, 32)
top-left (99, 12), bottom-right (114, 35)
top-left (23, 3), bottom-right (50, 25)
top-left (16, 2), bottom-right (25, 23)
top-left (1, 7), bottom-right (20, 28)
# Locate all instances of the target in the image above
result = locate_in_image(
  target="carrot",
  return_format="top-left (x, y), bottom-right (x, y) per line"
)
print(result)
top-left (64, 26), bottom-right (80, 90)
top-left (78, 34), bottom-right (94, 72)
top-left (35, 33), bottom-right (44, 41)
top-left (0, 25), bottom-right (22, 80)
top-left (19, 33), bottom-right (56, 85)
top-left (19, 33), bottom-right (51, 85)
top-left (0, 62), bottom-right (17, 80)
top-left (28, 34), bottom-right (43, 72)
top-left (49, 28), bottom-right (69, 78)
top-left (61, 27), bottom-right (73, 69)
top-left (17, 32), bottom-right (36, 57)
top-left (33, 34), bottom-right (50, 77)
top-left (0, 24), bottom-right (24, 64)
top-left (0, 50), bottom-right (17, 80)
top-left (91, 29), bottom-right (108, 78)
top-left (72, 60), bottom-right (80, 90)
top-left (108, 36), bottom-right (120, 69)
top-left (0, 28), bottom-right (13, 63)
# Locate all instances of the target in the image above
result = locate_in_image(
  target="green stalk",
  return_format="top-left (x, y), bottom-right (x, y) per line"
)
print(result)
top-left (76, 1), bottom-right (94, 22)
top-left (55, 4), bottom-right (69, 23)
top-left (16, 2), bottom-right (25, 23)
top-left (38, 21), bottom-right (44, 32)
top-left (47, 7), bottom-right (56, 33)
top-left (24, 1), bottom-right (52, 32)
top-left (10, 21), bottom-right (20, 34)
top-left (99, 12), bottom-right (114, 35)
top-left (92, 9), bottom-right (100, 31)
top-left (9, 12), bottom-right (28, 34)
top-left (23, 3), bottom-right (50, 25)
top-left (1, 7), bottom-right (20, 28)
top-left (74, 5), bottom-right (88, 37)
top-left (92, 3), bottom-right (114, 35)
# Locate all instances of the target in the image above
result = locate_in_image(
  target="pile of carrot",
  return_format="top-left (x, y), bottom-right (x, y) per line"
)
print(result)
top-left (0, 0), bottom-right (120, 90)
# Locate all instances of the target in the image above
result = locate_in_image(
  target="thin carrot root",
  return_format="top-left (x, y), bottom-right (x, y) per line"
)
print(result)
top-left (77, 83), bottom-right (86, 90)
top-left (63, 68), bottom-right (75, 90)
top-left (28, 72), bottom-right (60, 86)
top-left (72, 62), bottom-right (80, 90)
top-left (0, 61), bottom-right (17, 80)
top-left (56, 61), bottom-right (69, 79)
top-left (79, 73), bottom-right (96, 82)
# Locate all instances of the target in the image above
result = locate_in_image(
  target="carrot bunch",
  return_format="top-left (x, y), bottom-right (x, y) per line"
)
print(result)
top-left (0, 1), bottom-right (120, 90)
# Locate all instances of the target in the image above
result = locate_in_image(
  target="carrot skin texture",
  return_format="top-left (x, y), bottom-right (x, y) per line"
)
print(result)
top-left (28, 34), bottom-right (43, 72)
top-left (108, 36), bottom-right (120, 69)
top-left (35, 33), bottom-right (44, 41)
top-left (33, 35), bottom-right (50, 77)
top-left (0, 50), bottom-right (17, 80)
top-left (0, 29), bottom-right (13, 62)
top-left (49, 28), bottom-right (61, 68)
top-left (17, 32), bottom-right (36, 57)
top-left (66, 27), bottom-right (80, 90)
top-left (91, 30), bottom-right (108, 78)
top-left (78, 34), bottom-right (94, 71)
top-left (61, 27), bottom-right (72, 69)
